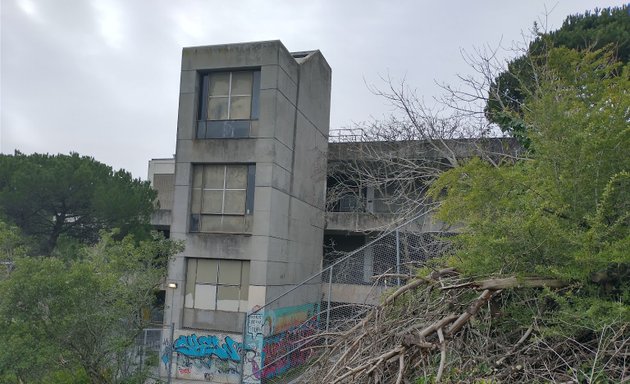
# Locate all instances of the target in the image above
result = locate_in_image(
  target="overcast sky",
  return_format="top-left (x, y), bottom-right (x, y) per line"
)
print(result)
top-left (1, 0), bottom-right (627, 179)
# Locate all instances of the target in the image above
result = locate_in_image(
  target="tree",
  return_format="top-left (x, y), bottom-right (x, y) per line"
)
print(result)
top-left (327, 79), bottom-right (520, 229)
top-left (0, 228), bottom-right (182, 384)
top-left (432, 47), bottom-right (630, 282)
top-left (486, 5), bottom-right (630, 139)
top-left (305, 46), bottom-right (629, 384)
top-left (305, 11), bottom-right (630, 378)
top-left (0, 152), bottom-right (157, 254)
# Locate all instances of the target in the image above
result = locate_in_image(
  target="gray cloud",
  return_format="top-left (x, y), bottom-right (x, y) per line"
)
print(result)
top-left (1, 0), bottom-right (626, 178)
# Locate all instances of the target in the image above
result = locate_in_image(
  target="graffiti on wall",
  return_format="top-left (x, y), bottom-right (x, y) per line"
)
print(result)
top-left (161, 331), bottom-right (245, 382)
top-left (173, 334), bottom-right (241, 361)
top-left (159, 304), bottom-right (320, 383)
top-left (260, 303), bottom-right (319, 379)
top-left (242, 309), bottom-right (264, 384)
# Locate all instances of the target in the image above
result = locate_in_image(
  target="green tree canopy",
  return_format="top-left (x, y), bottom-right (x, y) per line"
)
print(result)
top-left (0, 152), bottom-right (157, 254)
top-left (432, 46), bottom-right (630, 282)
top-left (0, 228), bottom-right (182, 384)
top-left (486, 5), bottom-right (630, 140)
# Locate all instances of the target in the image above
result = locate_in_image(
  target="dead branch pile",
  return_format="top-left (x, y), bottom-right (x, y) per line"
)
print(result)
top-left (300, 270), bottom-right (629, 383)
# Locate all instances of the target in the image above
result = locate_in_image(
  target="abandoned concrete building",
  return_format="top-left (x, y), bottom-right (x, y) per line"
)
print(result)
top-left (148, 40), bottom-right (517, 383)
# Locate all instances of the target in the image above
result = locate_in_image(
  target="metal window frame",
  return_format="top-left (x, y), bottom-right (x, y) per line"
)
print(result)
top-left (186, 258), bottom-right (250, 312)
top-left (189, 164), bottom-right (256, 233)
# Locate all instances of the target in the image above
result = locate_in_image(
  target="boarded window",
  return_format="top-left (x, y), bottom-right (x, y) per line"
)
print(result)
top-left (184, 258), bottom-right (250, 312)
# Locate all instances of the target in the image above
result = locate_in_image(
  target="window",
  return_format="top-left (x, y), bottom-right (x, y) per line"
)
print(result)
top-left (190, 164), bottom-right (255, 233)
top-left (184, 258), bottom-right (250, 312)
top-left (197, 70), bottom-right (261, 139)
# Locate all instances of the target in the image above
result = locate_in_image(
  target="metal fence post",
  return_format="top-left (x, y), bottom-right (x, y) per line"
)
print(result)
top-left (325, 265), bottom-right (333, 333)
top-left (167, 322), bottom-right (174, 384)
top-left (395, 229), bottom-right (401, 286)
top-left (239, 313), bottom-right (249, 384)
top-left (140, 328), bottom-right (147, 373)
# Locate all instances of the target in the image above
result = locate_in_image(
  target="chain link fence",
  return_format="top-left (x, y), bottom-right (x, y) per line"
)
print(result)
top-left (242, 215), bottom-right (451, 384)
top-left (136, 215), bottom-right (450, 383)
top-left (130, 327), bottom-right (166, 383)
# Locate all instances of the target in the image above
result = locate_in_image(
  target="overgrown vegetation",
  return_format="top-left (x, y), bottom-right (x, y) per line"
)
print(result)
top-left (302, 270), bottom-right (628, 383)
top-left (307, 7), bottom-right (629, 383)
top-left (0, 155), bottom-right (182, 383)
top-left (485, 4), bottom-right (629, 141)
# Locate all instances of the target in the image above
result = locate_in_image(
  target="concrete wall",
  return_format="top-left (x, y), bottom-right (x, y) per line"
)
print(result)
top-left (164, 41), bottom-right (331, 335)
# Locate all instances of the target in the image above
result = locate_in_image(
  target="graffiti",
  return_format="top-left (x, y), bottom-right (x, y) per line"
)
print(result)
top-left (173, 334), bottom-right (241, 362)
top-left (161, 331), bottom-right (247, 382)
top-left (262, 322), bottom-right (316, 378)
top-left (161, 337), bottom-right (173, 367)
top-left (161, 304), bottom-right (321, 383)
top-left (260, 303), bottom-right (319, 380)
top-left (248, 313), bottom-right (264, 337)
top-left (243, 309), bottom-right (265, 384)
top-left (264, 302), bottom-right (318, 335)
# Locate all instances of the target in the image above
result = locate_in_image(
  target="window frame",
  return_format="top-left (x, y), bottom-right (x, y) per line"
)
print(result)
top-left (184, 258), bottom-right (250, 312)
top-left (189, 163), bottom-right (255, 233)
top-left (197, 69), bottom-right (261, 139)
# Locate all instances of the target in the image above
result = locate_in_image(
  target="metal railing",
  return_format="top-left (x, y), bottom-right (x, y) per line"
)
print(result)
top-left (241, 213), bottom-right (450, 383)
top-left (138, 213), bottom-right (451, 383)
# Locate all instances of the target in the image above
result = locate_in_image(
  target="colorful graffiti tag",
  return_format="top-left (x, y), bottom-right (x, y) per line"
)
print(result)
top-left (161, 331), bottom-right (245, 382)
top-left (242, 311), bottom-right (264, 384)
top-left (173, 334), bottom-right (241, 361)
top-left (260, 303), bottom-right (319, 380)
top-left (159, 304), bottom-right (321, 383)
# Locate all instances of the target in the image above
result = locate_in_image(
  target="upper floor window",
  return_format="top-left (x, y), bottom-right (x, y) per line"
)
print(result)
top-left (197, 70), bottom-right (261, 139)
top-left (190, 164), bottom-right (255, 233)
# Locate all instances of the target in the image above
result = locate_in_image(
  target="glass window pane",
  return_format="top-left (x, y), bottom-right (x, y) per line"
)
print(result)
top-left (192, 166), bottom-right (203, 188)
top-left (223, 190), bottom-right (246, 214)
top-left (231, 72), bottom-right (252, 95)
top-left (226, 166), bottom-right (247, 189)
top-left (194, 284), bottom-right (216, 310)
top-left (217, 285), bottom-right (240, 300)
top-left (190, 188), bottom-right (202, 214)
top-left (208, 72), bottom-right (230, 96)
top-left (231, 121), bottom-right (251, 137)
top-left (218, 260), bottom-right (241, 284)
top-left (251, 71), bottom-right (260, 119)
top-left (185, 259), bottom-right (197, 308)
top-left (208, 97), bottom-right (229, 120)
top-left (196, 121), bottom-right (207, 139)
top-left (196, 259), bottom-right (218, 283)
top-left (189, 214), bottom-right (200, 232)
top-left (240, 262), bottom-right (250, 300)
top-left (202, 190), bottom-right (224, 214)
top-left (201, 215), bottom-right (222, 232)
top-left (221, 216), bottom-right (246, 233)
top-left (203, 165), bottom-right (225, 189)
top-left (217, 298), bottom-right (240, 311)
top-left (229, 96), bottom-right (251, 120)
top-left (246, 165), bottom-right (256, 214)
top-left (206, 121), bottom-right (229, 138)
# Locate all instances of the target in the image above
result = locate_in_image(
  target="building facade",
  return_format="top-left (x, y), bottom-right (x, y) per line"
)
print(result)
top-left (149, 41), bottom-right (519, 383)
top-left (156, 41), bottom-right (331, 383)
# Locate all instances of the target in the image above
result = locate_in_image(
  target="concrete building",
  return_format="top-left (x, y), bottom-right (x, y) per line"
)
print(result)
top-left (149, 41), bottom-right (520, 384)
top-left (155, 40), bottom-right (331, 384)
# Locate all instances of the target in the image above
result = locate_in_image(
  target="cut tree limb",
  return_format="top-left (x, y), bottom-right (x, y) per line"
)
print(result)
top-left (474, 277), bottom-right (567, 290)
top-left (447, 289), bottom-right (497, 336)
top-left (436, 328), bottom-right (446, 383)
